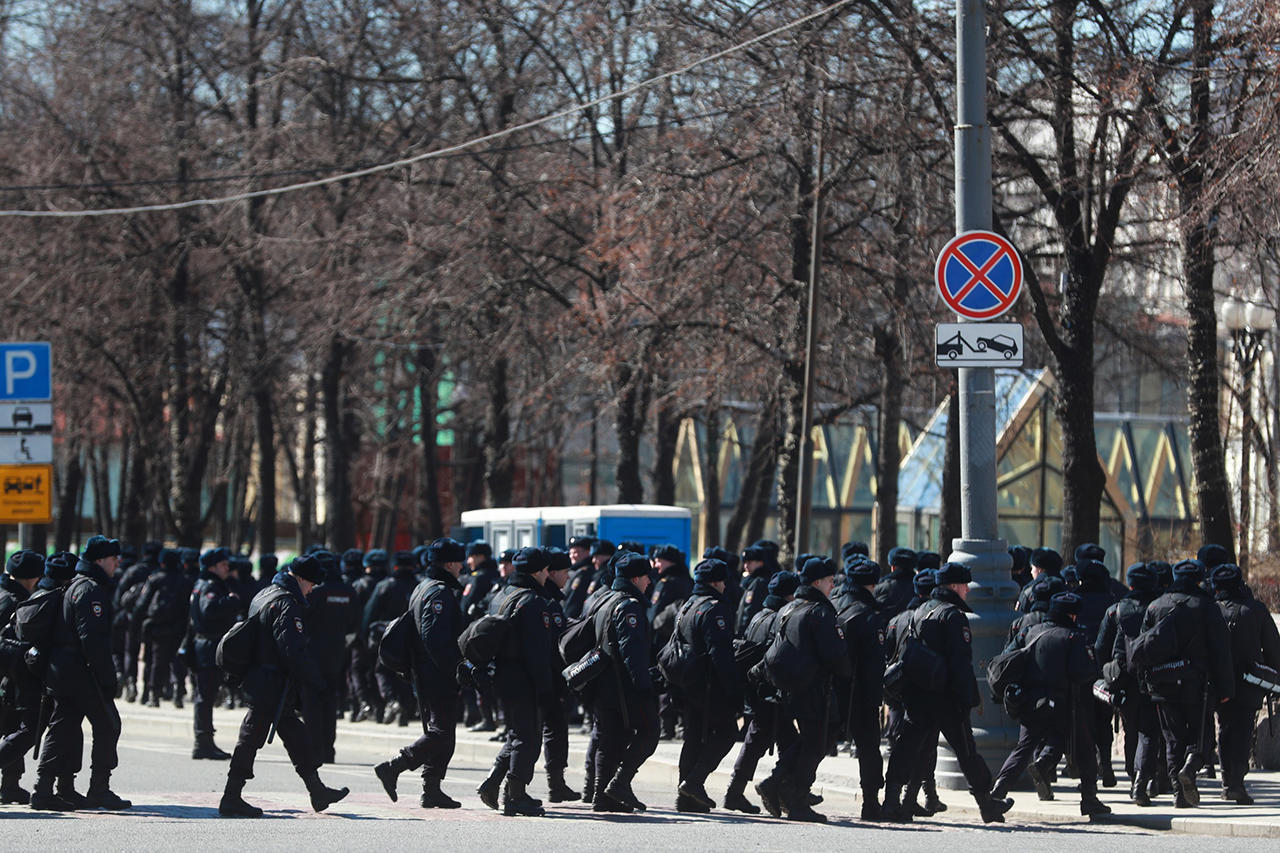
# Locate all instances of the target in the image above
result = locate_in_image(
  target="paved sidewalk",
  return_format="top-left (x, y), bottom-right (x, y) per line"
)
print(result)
top-left (120, 704), bottom-right (1280, 837)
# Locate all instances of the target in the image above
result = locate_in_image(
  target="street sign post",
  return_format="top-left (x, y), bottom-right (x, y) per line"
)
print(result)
top-left (935, 231), bottom-right (1023, 320)
top-left (0, 464), bottom-right (52, 523)
top-left (936, 322), bottom-right (1024, 368)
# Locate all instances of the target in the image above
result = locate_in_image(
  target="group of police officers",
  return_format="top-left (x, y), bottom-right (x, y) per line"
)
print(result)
top-left (0, 530), bottom-right (1275, 824)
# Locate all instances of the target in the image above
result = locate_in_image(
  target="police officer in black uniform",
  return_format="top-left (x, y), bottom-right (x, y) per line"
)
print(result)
top-left (1097, 563), bottom-right (1160, 802)
top-left (306, 549), bottom-right (361, 761)
top-left (589, 550), bottom-right (660, 813)
top-left (374, 537), bottom-right (468, 809)
top-left (114, 541), bottom-right (159, 703)
top-left (724, 570), bottom-right (799, 814)
top-left (36, 536), bottom-right (131, 811)
top-left (0, 550), bottom-right (43, 802)
top-left (540, 547), bottom-right (579, 802)
top-left (754, 556), bottom-right (849, 823)
top-left (735, 545), bottom-right (772, 636)
top-left (1210, 562), bottom-right (1280, 804)
top-left (477, 547), bottom-right (554, 818)
top-left (349, 549), bottom-right (388, 723)
top-left (882, 562), bottom-right (1011, 823)
top-left (1015, 547), bottom-right (1064, 613)
top-left (991, 592), bottom-right (1108, 816)
top-left (670, 558), bottom-right (738, 814)
top-left (135, 548), bottom-right (192, 708)
top-left (561, 536), bottom-right (596, 620)
top-left (362, 550), bottom-right (418, 726)
top-left (873, 547), bottom-right (917, 620)
top-left (189, 547), bottom-right (240, 760)
top-left (836, 557), bottom-right (886, 819)
top-left (1075, 558), bottom-right (1119, 787)
top-left (1007, 575), bottom-right (1066, 646)
top-left (1138, 558), bottom-right (1234, 807)
top-left (218, 554), bottom-right (348, 818)
top-left (340, 548), bottom-right (363, 585)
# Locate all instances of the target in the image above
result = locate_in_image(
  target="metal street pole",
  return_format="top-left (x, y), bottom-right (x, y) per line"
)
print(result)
top-left (938, 0), bottom-right (1018, 786)
top-left (795, 96), bottom-right (827, 560)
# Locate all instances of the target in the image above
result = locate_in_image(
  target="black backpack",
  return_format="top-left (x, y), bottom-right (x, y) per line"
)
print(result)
top-left (656, 597), bottom-right (708, 689)
top-left (457, 589), bottom-right (534, 666)
top-left (761, 602), bottom-right (820, 692)
top-left (216, 618), bottom-right (258, 681)
top-left (883, 607), bottom-right (947, 698)
top-left (1127, 599), bottom-right (1187, 674)
top-left (986, 628), bottom-right (1050, 717)
top-left (13, 588), bottom-right (64, 653)
top-left (379, 581), bottom-right (445, 676)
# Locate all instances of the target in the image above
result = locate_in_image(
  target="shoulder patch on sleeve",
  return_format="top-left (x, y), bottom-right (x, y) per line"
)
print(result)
top-left (463, 583), bottom-right (473, 597)
top-left (91, 601), bottom-right (103, 618)
top-left (626, 613), bottom-right (639, 628)
top-left (745, 590), bottom-right (754, 604)
top-left (651, 590), bottom-right (660, 605)
top-left (294, 617), bottom-right (305, 633)
top-left (836, 625), bottom-right (845, 640)
top-left (715, 615), bottom-right (727, 631)
top-left (542, 611), bottom-right (551, 628)
top-left (432, 600), bottom-right (443, 613)
top-left (961, 625), bottom-right (971, 644)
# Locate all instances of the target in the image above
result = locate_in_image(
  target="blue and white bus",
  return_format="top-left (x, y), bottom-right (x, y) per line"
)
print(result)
top-left (458, 504), bottom-right (693, 559)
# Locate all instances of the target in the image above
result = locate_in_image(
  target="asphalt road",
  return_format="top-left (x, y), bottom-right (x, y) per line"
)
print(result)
top-left (3, 708), bottom-right (1270, 852)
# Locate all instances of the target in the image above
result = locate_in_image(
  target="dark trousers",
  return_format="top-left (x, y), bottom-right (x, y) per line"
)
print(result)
top-left (732, 701), bottom-right (797, 782)
top-left (192, 667), bottom-right (224, 739)
top-left (541, 691), bottom-right (570, 774)
top-left (659, 690), bottom-right (680, 735)
top-left (593, 685), bottom-right (659, 784)
top-left (349, 645), bottom-right (381, 712)
top-left (848, 699), bottom-right (884, 794)
top-left (0, 701), bottom-right (39, 783)
top-left (1217, 700), bottom-right (1258, 790)
top-left (38, 690), bottom-right (120, 780)
top-left (1157, 697), bottom-right (1207, 786)
top-left (127, 627), bottom-right (145, 691)
top-left (495, 685), bottom-right (541, 784)
top-left (146, 633), bottom-right (181, 699)
top-left (1126, 694), bottom-right (1163, 782)
top-left (679, 695), bottom-right (738, 787)
top-left (376, 668), bottom-right (414, 711)
top-left (403, 685), bottom-right (459, 780)
top-left (887, 700), bottom-right (992, 798)
top-left (228, 691), bottom-right (318, 782)
top-left (773, 704), bottom-right (833, 793)
top-left (1093, 697), bottom-right (1113, 768)
top-left (300, 686), bottom-right (340, 764)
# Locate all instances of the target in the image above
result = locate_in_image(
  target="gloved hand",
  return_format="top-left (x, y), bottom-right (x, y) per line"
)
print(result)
top-left (456, 660), bottom-right (475, 688)
top-left (649, 665), bottom-right (667, 693)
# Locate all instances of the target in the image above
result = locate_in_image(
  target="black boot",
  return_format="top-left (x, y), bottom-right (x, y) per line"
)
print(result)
top-left (1098, 748), bottom-right (1117, 788)
top-left (859, 788), bottom-right (881, 822)
top-left (784, 784), bottom-right (827, 824)
top-left (582, 758), bottom-right (596, 804)
top-left (1177, 753), bottom-right (1201, 807)
top-left (604, 768), bottom-right (646, 812)
top-left (302, 771), bottom-right (349, 813)
top-left (978, 794), bottom-right (1013, 824)
top-left (218, 776), bottom-right (264, 818)
top-left (677, 779), bottom-right (716, 810)
top-left (1222, 784), bottom-right (1254, 805)
top-left (1028, 756), bottom-right (1055, 801)
top-left (1131, 776), bottom-right (1152, 807)
top-left (0, 768), bottom-right (29, 805)
top-left (723, 774), bottom-right (761, 814)
top-left (879, 785), bottom-right (913, 823)
top-left (57, 776), bottom-right (90, 809)
top-left (502, 777), bottom-right (545, 817)
top-left (124, 680), bottom-right (138, 703)
top-left (755, 775), bottom-right (784, 819)
top-left (374, 753), bottom-right (412, 802)
top-left (546, 768), bottom-right (580, 803)
top-left (86, 772), bottom-right (131, 810)
top-left (420, 774), bottom-right (462, 809)
top-left (30, 775), bottom-right (75, 812)
top-left (477, 759), bottom-right (505, 810)
top-left (192, 735), bottom-right (232, 761)
top-left (922, 778), bottom-right (947, 813)
top-left (1080, 794), bottom-right (1112, 817)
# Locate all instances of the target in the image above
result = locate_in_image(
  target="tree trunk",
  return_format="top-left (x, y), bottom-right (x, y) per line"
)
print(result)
top-left (725, 395), bottom-right (778, 553)
top-left (483, 356), bottom-right (514, 507)
top-left (55, 441), bottom-right (83, 552)
top-left (1054, 336), bottom-right (1105, 559)
top-left (322, 335), bottom-right (356, 551)
top-left (613, 362), bottom-right (648, 504)
top-left (700, 406), bottom-right (722, 548)
top-left (416, 343), bottom-right (444, 539)
top-left (651, 395), bottom-right (680, 505)
top-left (874, 326), bottom-right (904, 565)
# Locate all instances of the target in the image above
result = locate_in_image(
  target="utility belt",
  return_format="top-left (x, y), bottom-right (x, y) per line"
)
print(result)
top-left (1243, 662), bottom-right (1280, 695)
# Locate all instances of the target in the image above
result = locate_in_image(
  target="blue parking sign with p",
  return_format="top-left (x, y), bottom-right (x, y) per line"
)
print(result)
top-left (0, 343), bottom-right (51, 401)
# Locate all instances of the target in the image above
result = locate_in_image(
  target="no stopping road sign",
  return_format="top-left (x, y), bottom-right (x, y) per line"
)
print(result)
top-left (935, 231), bottom-right (1023, 320)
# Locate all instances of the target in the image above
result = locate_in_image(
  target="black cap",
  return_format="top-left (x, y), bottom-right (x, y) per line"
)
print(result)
top-left (499, 549), bottom-right (517, 564)
top-left (1031, 575), bottom-right (1066, 602)
top-left (1126, 562), bottom-right (1156, 591)
top-left (913, 569), bottom-right (937, 595)
top-left (845, 559), bottom-right (879, 585)
top-left (567, 536), bottom-right (595, 550)
top-left (82, 535), bottom-right (121, 562)
top-left (653, 544), bottom-right (684, 564)
top-left (1172, 558), bottom-right (1206, 582)
top-left (427, 538), bottom-right (466, 565)
top-left (394, 550), bottom-right (417, 569)
top-left (341, 548), bottom-right (363, 568)
top-left (935, 562), bottom-right (972, 585)
top-left (160, 548), bottom-right (182, 570)
top-left (364, 549), bottom-right (389, 568)
top-left (513, 547), bottom-right (549, 574)
top-left (768, 571), bottom-right (802, 598)
top-left (591, 539), bottom-right (616, 558)
top-left (1031, 547), bottom-right (1063, 575)
top-left (6, 550), bottom-right (43, 580)
top-left (613, 551), bottom-right (650, 579)
top-left (887, 547), bottom-right (917, 569)
top-left (1049, 591), bottom-right (1083, 617)
top-left (467, 541), bottom-right (493, 558)
top-left (200, 547), bottom-right (231, 569)
top-left (693, 558), bottom-right (728, 583)
top-left (546, 547), bottom-right (572, 572)
top-left (1074, 543), bottom-right (1105, 563)
top-left (1211, 563), bottom-right (1243, 589)
top-left (288, 554), bottom-right (326, 585)
top-left (916, 551), bottom-right (942, 571)
top-left (1197, 544), bottom-right (1231, 570)
top-left (841, 541), bottom-right (870, 559)
top-left (800, 556), bottom-right (835, 583)
top-left (43, 551), bottom-right (77, 584)
top-left (741, 545), bottom-right (767, 562)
